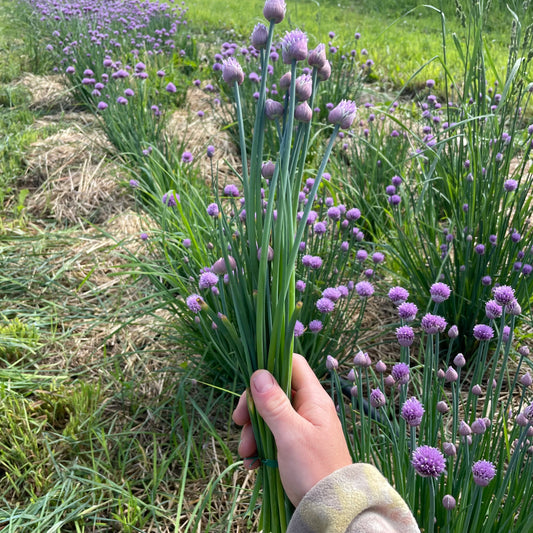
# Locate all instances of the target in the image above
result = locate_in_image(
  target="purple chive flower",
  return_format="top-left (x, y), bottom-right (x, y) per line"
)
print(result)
top-left (504, 179), bottom-right (518, 192)
top-left (223, 184), bottom-right (240, 197)
top-left (309, 256), bottom-right (323, 269)
top-left (328, 99), bottom-right (357, 129)
top-left (222, 57), bottom-right (245, 85)
top-left (316, 297), bottom-right (335, 313)
top-left (472, 460), bottom-right (496, 487)
top-left (482, 275), bottom-right (492, 286)
top-left (473, 324), bottom-right (494, 341)
top-left (116, 96), bottom-right (128, 105)
top-left (182, 151), bottom-right (194, 163)
top-left (370, 388), bottom-right (386, 408)
top-left (346, 208), bottom-right (361, 221)
top-left (411, 446), bottom-right (446, 478)
top-left (356, 250), bottom-right (368, 262)
top-left (140, 233), bottom-right (149, 241)
top-left (493, 285), bottom-right (515, 306)
top-left (506, 299), bottom-right (521, 316)
top-left (295, 74), bottom-right (313, 101)
top-left (166, 82), bottom-right (177, 93)
top-left (281, 29), bottom-right (308, 64)
top-left (308, 319), bottom-right (323, 333)
top-left (199, 271), bottom-right (219, 289)
top-left (392, 362), bottom-right (410, 385)
top-left (313, 221), bottom-right (327, 234)
top-left (388, 286), bottom-right (409, 305)
top-left (263, 0), bottom-right (286, 23)
top-left (474, 244), bottom-right (486, 255)
top-left (296, 280), bottom-right (306, 292)
top-left (372, 251), bottom-right (385, 264)
top-left (294, 320), bottom-right (305, 337)
top-left (212, 256), bottom-right (237, 274)
top-left (322, 287), bottom-right (342, 302)
top-left (207, 203), bottom-right (220, 217)
top-left (396, 326), bottom-right (415, 347)
top-left (401, 397), bottom-right (425, 426)
top-left (398, 302), bottom-right (418, 321)
top-left (355, 281), bottom-right (374, 297)
top-left (96, 100), bottom-right (108, 110)
top-left (162, 191), bottom-right (179, 207)
top-left (485, 300), bottom-right (502, 320)
top-left (186, 294), bottom-right (204, 313)
top-left (183, 239), bottom-right (192, 249)
top-left (207, 145), bottom-right (215, 158)
top-left (430, 282), bottom-right (451, 303)
top-left (421, 313), bottom-right (447, 334)
top-left (353, 350), bottom-right (367, 366)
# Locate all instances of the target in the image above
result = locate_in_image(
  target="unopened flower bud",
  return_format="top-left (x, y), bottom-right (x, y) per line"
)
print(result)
top-left (471, 384), bottom-right (483, 396)
top-left (445, 366), bottom-right (459, 382)
top-left (265, 98), bottom-right (284, 119)
top-left (263, 0), bottom-right (286, 23)
top-left (436, 401), bottom-right (449, 414)
top-left (442, 442), bottom-right (456, 457)
top-left (453, 353), bottom-right (466, 367)
top-left (251, 22), bottom-right (269, 49)
top-left (308, 43), bottom-right (327, 68)
top-left (458, 420), bottom-right (472, 436)
top-left (520, 371), bottom-right (532, 387)
top-left (317, 60), bottom-right (331, 81)
top-left (326, 354), bottom-right (338, 371)
top-left (328, 99), bottom-right (357, 129)
top-left (442, 495), bottom-right (456, 510)
top-left (294, 101), bottom-right (312, 122)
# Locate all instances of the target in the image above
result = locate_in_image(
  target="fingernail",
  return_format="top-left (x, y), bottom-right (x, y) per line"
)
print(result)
top-left (252, 370), bottom-right (275, 393)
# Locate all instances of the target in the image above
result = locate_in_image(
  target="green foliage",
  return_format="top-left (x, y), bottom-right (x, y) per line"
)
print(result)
top-left (0, 317), bottom-right (40, 364)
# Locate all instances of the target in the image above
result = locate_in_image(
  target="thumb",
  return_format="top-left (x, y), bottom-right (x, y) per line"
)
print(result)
top-left (250, 370), bottom-right (298, 442)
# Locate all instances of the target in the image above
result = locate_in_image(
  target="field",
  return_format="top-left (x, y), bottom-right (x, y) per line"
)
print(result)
top-left (1, 0), bottom-right (533, 531)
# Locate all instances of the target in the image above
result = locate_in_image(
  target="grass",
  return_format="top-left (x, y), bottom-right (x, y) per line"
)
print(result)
top-left (187, 0), bottom-right (531, 90)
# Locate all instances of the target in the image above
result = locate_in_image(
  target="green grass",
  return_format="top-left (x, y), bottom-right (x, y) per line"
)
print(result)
top-left (187, 0), bottom-right (531, 90)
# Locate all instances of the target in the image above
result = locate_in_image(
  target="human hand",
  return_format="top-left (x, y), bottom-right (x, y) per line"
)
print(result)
top-left (232, 353), bottom-right (352, 507)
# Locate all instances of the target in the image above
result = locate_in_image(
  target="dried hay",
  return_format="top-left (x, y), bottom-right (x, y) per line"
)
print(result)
top-left (24, 125), bottom-right (130, 224)
top-left (166, 87), bottom-right (240, 187)
top-left (16, 73), bottom-right (75, 111)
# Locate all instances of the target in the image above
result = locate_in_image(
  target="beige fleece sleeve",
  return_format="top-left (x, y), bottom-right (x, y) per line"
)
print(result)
top-left (286, 463), bottom-right (420, 533)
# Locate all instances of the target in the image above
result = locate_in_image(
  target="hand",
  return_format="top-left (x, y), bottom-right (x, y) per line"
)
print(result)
top-left (232, 353), bottom-right (352, 507)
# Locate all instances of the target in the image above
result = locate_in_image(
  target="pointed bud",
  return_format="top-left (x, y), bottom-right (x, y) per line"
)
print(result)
top-left (453, 353), bottom-right (466, 367)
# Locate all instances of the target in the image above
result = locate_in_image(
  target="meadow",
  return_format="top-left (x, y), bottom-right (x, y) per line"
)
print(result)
top-left (1, 0), bottom-right (533, 531)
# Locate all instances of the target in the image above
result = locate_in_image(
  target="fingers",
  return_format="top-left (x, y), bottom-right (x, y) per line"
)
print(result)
top-left (290, 353), bottom-right (333, 414)
top-left (232, 390), bottom-right (250, 426)
top-left (238, 422), bottom-right (260, 469)
top-left (250, 369), bottom-right (302, 445)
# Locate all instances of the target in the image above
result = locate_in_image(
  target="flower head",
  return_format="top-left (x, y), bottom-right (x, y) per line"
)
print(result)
top-left (316, 297), bottom-right (335, 313)
top-left (326, 355), bottom-right (338, 371)
top-left (251, 22), bottom-right (269, 49)
top-left (421, 313), bottom-right (447, 334)
top-left (398, 302), bottom-right (418, 321)
top-left (472, 460), bottom-right (496, 487)
top-left (492, 285), bottom-right (515, 306)
top-left (442, 495), bottom-right (456, 510)
top-left (328, 99), bottom-right (357, 130)
top-left (199, 271), bottom-right (219, 289)
top-left (388, 286), bottom-right (409, 305)
top-left (186, 294), bottom-right (204, 313)
top-left (392, 362), bottom-right (410, 385)
top-left (166, 82), bottom-right (177, 93)
top-left (294, 320), bottom-right (305, 337)
top-left (308, 319), bottom-right (323, 333)
top-left (263, 0), bottom-right (286, 23)
top-left (308, 43), bottom-right (327, 68)
top-left (162, 191), bottom-right (179, 207)
top-left (485, 300), bottom-right (502, 320)
top-left (473, 324), bottom-right (494, 341)
top-left (401, 397), bottom-right (425, 426)
top-left (411, 446), bottom-right (446, 478)
top-left (430, 282), bottom-right (451, 303)
top-left (281, 29), bottom-right (308, 64)
top-left (355, 281), bottom-right (374, 297)
top-left (222, 57), bottom-right (245, 85)
top-left (396, 325), bottom-right (415, 347)
top-left (370, 388), bottom-right (386, 408)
